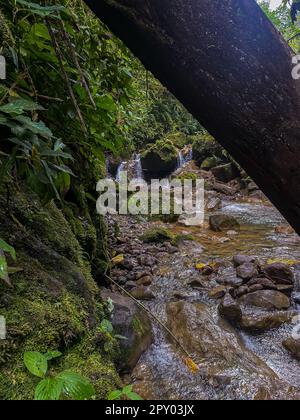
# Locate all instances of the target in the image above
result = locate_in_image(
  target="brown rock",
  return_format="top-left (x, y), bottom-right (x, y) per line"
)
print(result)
top-left (240, 311), bottom-right (296, 332)
top-left (131, 286), bottom-right (155, 301)
top-left (282, 337), bottom-right (300, 360)
top-left (276, 284), bottom-right (294, 296)
top-left (247, 277), bottom-right (277, 290)
top-left (263, 263), bottom-right (294, 285)
top-left (101, 290), bottom-right (153, 372)
top-left (219, 293), bottom-right (242, 323)
top-left (235, 285), bottom-right (249, 298)
top-left (236, 263), bottom-right (258, 281)
top-left (233, 254), bottom-right (257, 268)
top-left (136, 275), bottom-right (153, 286)
top-left (248, 284), bottom-right (264, 293)
top-left (239, 290), bottom-right (290, 311)
top-left (208, 285), bottom-right (228, 300)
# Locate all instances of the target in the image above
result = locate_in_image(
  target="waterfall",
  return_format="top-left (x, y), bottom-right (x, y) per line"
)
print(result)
top-left (177, 146), bottom-right (193, 169)
top-left (116, 161), bottom-right (127, 183)
top-left (134, 153), bottom-right (144, 179)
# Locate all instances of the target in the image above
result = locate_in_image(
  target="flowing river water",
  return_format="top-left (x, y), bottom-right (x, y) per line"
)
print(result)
top-left (128, 199), bottom-right (300, 400)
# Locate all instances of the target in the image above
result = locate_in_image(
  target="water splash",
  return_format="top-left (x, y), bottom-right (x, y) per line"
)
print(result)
top-left (116, 161), bottom-right (127, 183)
top-left (177, 147), bottom-right (193, 170)
top-left (134, 153), bottom-right (144, 179)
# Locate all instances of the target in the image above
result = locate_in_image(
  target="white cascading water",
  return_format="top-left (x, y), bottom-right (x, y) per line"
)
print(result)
top-left (116, 161), bottom-right (127, 183)
top-left (177, 146), bottom-right (193, 169)
top-left (134, 153), bottom-right (144, 179)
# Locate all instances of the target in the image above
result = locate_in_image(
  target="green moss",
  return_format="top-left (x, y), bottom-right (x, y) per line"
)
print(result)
top-left (171, 234), bottom-right (195, 246)
top-left (141, 227), bottom-right (174, 243)
top-left (0, 182), bottom-right (119, 400)
top-left (192, 133), bottom-right (225, 166)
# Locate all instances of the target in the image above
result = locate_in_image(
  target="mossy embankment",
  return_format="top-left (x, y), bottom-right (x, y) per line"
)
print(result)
top-left (0, 182), bottom-right (120, 400)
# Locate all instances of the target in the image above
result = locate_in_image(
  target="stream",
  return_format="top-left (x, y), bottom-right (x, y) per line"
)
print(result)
top-left (125, 199), bottom-right (300, 400)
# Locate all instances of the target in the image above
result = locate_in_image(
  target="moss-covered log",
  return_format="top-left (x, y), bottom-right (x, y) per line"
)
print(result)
top-left (85, 0), bottom-right (300, 234)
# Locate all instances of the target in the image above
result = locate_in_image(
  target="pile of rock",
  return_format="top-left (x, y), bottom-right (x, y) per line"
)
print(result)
top-left (215, 255), bottom-right (297, 332)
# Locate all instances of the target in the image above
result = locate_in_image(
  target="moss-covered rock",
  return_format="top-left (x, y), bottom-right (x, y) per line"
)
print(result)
top-left (0, 183), bottom-right (118, 400)
top-left (141, 139), bottom-right (178, 179)
top-left (192, 133), bottom-right (224, 166)
top-left (141, 227), bottom-right (174, 243)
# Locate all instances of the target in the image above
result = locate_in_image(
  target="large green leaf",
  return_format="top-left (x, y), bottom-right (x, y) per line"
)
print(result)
top-left (57, 371), bottom-right (95, 400)
top-left (0, 102), bottom-right (25, 115)
top-left (0, 239), bottom-right (16, 260)
top-left (16, 0), bottom-right (65, 18)
top-left (23, 351), bottom-right (48, 378)
top-left (14, 116), bottom-right (52, 138)
top-left (108, 390), bottom-right (122, 400)
top-left (0, 251), bottom-right (10, 286)
top-left (34, 378), bottom-right (63, 401)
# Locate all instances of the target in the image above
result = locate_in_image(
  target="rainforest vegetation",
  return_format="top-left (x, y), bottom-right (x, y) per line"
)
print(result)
top-left (0, 0), bottom-right (300, 401)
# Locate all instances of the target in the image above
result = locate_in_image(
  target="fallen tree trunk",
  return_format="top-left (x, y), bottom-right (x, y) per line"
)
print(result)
top-left (85, 0), bottom-right (300, 234)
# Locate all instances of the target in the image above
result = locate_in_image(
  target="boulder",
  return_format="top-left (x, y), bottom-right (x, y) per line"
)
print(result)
top-left (263, 263), bottom-right (294, 285)
top-left (236, 263), bottom-right (258, 281)
top-left (209, 214), bottom-right (240, 232)
top-left (141, 139), bottom-right (178, 178)
top-left (131, 286), bottom-right (155, 301)
top-left (282, 337), bottom-right (300, 360)
top-left (219, 293), bottom-right (242, 323)
top-left (192, 134), bottom-right (224, 166)
top-left (239, 290), bottom-right (290, 311)
top-left (233, 254), bottom-right (257, 267)
top-left (240, 311), bottom-right (296, 332)
top-left (101, 290), bottom-right (153, 372)
top-left (212, 163), bottom-right (239, 183)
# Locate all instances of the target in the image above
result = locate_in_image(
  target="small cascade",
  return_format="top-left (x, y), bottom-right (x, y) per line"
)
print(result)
top-left (116, 161), bottom-right (127, 183)
top-left (176, 146), bottom-right (193, 170)
top-left (134, 153), bottom-right (144, 179)
top-left (177, 151), bottom-right (185, 169)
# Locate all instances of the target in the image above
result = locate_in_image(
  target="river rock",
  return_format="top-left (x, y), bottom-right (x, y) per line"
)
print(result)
top-left (282, 337), bottom-right (300, 360)
top-left (248, 284), bottom-right (264, 293)
top-left (209, 214), bottom-right (240, 232)
top-left (208, 285), bottom-right (228, 300)
top-left (131, 286), bottom-right (155, 301)
top-left (276, 284), bottom-right (294, 296)
top-left (136, 275), bottom-right (153, 286)
top-left (206, 197), bottom-right (222, 211)
top-left (166, 301), bottom-right (298, 399)
top-left (211, 163), bottom-right (239, 183)
top-left (294, 293), bottom-right (300, 304)
top-left (236, 263), bottom-right (258, 281)
top-left (239, 290), bottom-right (290, 311)
top-left (219, 293), bottom-right (242, 323)
top-left (233, 254), bottom-right (257, 267)
top-left (101, 290), bottom-right (153, 372)
top-left (217, 277), bottom-right (244, 288)
top-left (240, 311), bottom-right (296, 332)
top-left (235, 285), bottom-right (250, 298)
top-left (263, 263), bottom-right (294, 285)
top-left (247, 277), bottom-right (277, 290)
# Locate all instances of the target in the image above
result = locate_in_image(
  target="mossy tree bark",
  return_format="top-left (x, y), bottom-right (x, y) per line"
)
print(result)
top-left (85, 0), bottom-right (300, 233)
